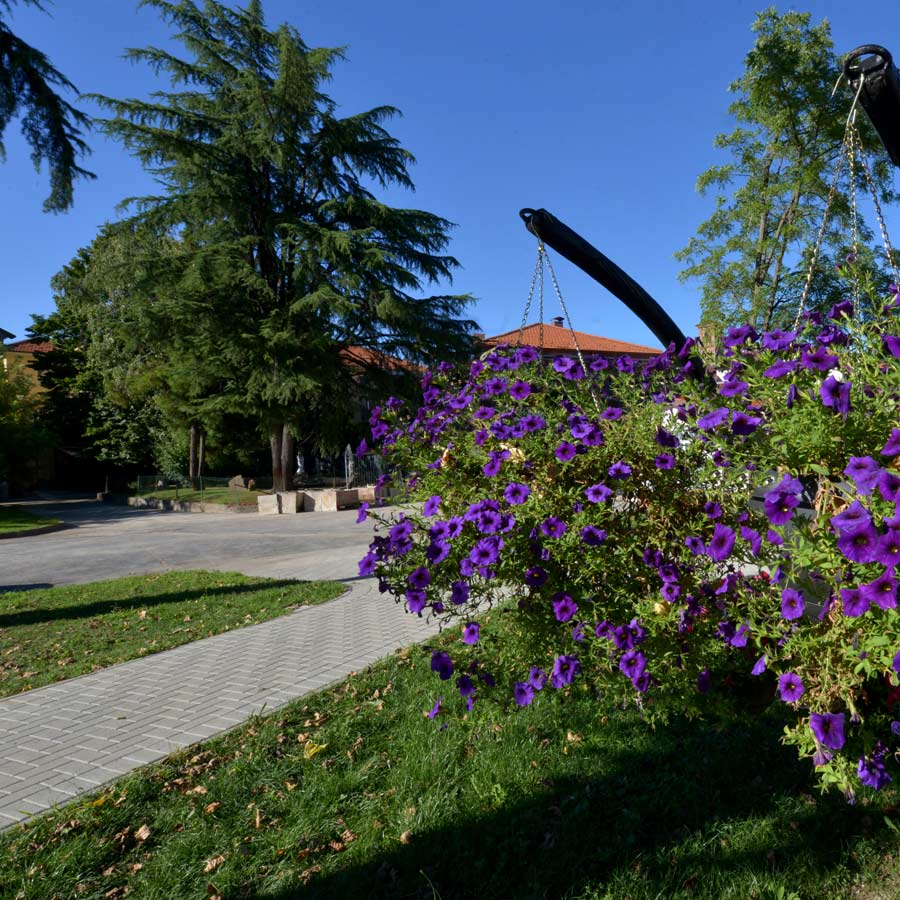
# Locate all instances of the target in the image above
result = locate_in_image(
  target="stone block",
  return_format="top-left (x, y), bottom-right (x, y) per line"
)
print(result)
top-left (257, 494), bottom-right (281, 515)
top-left (278, 491), bottom-right (301, 513)
top-left (227, 474), bottom-right (247, 490)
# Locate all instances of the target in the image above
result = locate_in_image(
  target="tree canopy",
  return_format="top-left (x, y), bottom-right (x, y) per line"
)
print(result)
top-left (0, 0), bottom-right (94, 211)
top-left (85, 0), bottom-right (477, 489)
top-left (676, 8), bottom-right (899, 333)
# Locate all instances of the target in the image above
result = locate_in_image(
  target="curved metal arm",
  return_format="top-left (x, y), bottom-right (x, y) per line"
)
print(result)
top-left (519, 208), bottom-right (686, 349)
top-left (843, 44), bottom-right (900, 167)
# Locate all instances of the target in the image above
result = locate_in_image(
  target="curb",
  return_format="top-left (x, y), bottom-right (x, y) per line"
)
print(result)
top-left (0, 523), bottom-right (70, 540)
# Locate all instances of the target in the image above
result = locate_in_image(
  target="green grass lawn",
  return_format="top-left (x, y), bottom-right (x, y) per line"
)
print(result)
top-left (1, 609), bottom-right (898, 900)
top-left (0, 571), bottom-right (344, 697)
top-left (133, 487), bottom-right (263, 505)
top-left (0, 505), bottom-right (62, 534)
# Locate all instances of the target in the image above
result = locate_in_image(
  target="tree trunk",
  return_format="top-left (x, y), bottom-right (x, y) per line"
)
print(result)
top-left (189, 423), bottom-right (198, 487)
top-left (270, 422), bottom-right (295, 493)
top-left (198, 428), bottom-right (206, 479)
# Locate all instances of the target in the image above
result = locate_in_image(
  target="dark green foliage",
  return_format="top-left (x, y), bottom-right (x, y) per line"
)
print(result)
top-left (676, 8), bottom-right (899, 332)
top-left (81, 0), bottom-right (477, 487)
top-left (0, 0), bottom-right (94, 211)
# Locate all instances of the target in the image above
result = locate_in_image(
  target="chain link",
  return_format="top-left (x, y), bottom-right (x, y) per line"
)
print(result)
top-left (518, 243), bottom-right (544, 348)
top-left (848, 114), bottom-right (861, 305)
top-left (852, 122), bottom-right (900, 283)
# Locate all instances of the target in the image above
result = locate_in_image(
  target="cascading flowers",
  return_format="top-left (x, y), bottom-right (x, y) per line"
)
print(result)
top-left (359, 281), bottom-right (900, 799)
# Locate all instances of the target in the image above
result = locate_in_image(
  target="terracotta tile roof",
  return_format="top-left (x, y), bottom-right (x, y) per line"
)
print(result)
top-left (340, 345), bottom-right (421, 373)
top-left (483, 322), bottom-right (661, 356)
top-left (3, 338), bottom-right (53, 353)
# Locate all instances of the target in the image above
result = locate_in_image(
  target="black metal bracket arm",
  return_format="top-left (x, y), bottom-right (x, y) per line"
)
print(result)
top-left (844, 45), bottom-right (900, 168)
top-left (519, 208), bottom-right (686, 350)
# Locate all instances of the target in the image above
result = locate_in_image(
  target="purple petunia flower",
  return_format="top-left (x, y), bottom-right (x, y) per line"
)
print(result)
top-left (740, 526), bottom-right (762, 557)
top-left (781, 588), bottom-right (806, 620)
top-left (540, 517), bottom-right (567, 539)
top-left (876, 530), bottom-right (900, 568)
top-left (529, 667), bottom-right (548, 690)
top-left (455, 675), bottom-right (475, 699)
top-left (608, 461), bottom-right (632, 479)
top-left (837, 525), bottom-right (880, 564)
top-left (719, 379), bottom-right (749, 398)
top-left (514, 681), bottom-right (535, 707)
top-left (810, 712), bottom-right (846, 750)
top-left (883, 335), bottom-right (900, 358)
top-left (550, 655), bottom-right (580, 688)
top-left (555, 441), bottom-right (577, 463)
top-left (764, 359), bottom-right (799, 379)
top-left (882, 429), bottom-right (900, 457)
top-left (619, 650), bottom-right (647, 682)
top-left (878, 471), bottom-right (900, 504)
top-left (553, 356), bottom-right (576, 374)
top-left (423, 495), bottom-right (442, 517)
top-left (731, 411), bottom-right (762, 436)
top-left (844, 457), bottom-right (882, 496)
top-left (656, 427), bottom-right (679, 448)
top-left (860, 571), bottom-right (898, 610)
top-left (830, 500), bottom-right (872, 534)
top-left (552, 592), bottom-right (578, 623)
top-left (751, 655), bottom-right (768, 676)
top-left (431, 651), bottom-right (454, 681)
top-left (580, 525), bottom-right (607, 546)
top-left (801, 346), bottom-right (839, 371)
top-left (509, 380), bottom-right (532, 401)
top-left (763, 474), bottom-right (803, 525)
top-left (450, 580), bottom-right (470, 605)
top-left (356, 502), bottom-right (370, 524)
top-left (655, 453), bottom-right (675, 470)
top-left (469, 538), bottom-right (501, 566)
top-left (893, 649), bottom-right (900, 676)
top-left (462, 622), bottom-right (480, 644)
top-left (724, 324), bottom-right (758, 347)
top-left (858, 752), bottom-right (892, 790)
top-left (615, 355), bottom-right (635, 374)
top-left (406, 589), bottom-right (427, 614)
top-left (680, 536), bottom-right (703, 558)
top-left (761, 329), bottom-right (796, 352)
top-left (779, 672), bottom-right (805, 703)
top-left (426, 696), bottom-right (443, 719)
top-left (409, 567), bottom-right (431, 590)
top-left (841, 587), bottom-right (870, 617)
top-left (707, 523), bottom-right (736, 562)
top-left (585, 483), bottom-right (613, 503)
top-left (504, 482), bottom-right (531, 505)
top-left (601, 407), bottom-right (625, 421)
top-left (704, 501), bottom-right (723, 520)
top-left (697, 669), bottom-right (711, 694)
top-left (358, 553), bottom-right (377, 576)
top-left (820, 375), bottom-right (851, 417)
top-left (525, 566), bottom-right (548, 588)
top-left (697, 407), bottom-right (729, 430)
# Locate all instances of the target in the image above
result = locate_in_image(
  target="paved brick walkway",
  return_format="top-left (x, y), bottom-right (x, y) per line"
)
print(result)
top-left (0, 579), bottom-right (437, 829)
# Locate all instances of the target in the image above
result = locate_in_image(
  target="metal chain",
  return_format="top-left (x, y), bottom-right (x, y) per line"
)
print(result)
top-left (517, 243), bottom-right (544, 347)
top-left (542, 250), bottom-right (600, 412)
top-left (793, 135), bottom-right (851, 329)
top-left (852, 122), bottom-right (900, 282)
top-left (848, 113), bottom-right (861, 305)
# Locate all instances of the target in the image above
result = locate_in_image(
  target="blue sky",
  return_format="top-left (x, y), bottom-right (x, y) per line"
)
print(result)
top-left (3, 0), bottom-right (900, 349)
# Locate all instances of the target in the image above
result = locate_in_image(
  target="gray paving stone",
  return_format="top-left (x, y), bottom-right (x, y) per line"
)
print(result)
top-left (0, 548), bottom-right (439, 830)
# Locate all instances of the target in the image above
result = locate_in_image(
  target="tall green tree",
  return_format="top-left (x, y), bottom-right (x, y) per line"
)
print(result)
top-left (89, 0), bottom-right (477, 491)
top-left (0, 0), bottom-right (93, 210)
top-left (676, 8), bottom-right (899, 334)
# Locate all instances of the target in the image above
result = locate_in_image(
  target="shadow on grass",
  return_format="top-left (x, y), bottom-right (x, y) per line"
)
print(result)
top-left (0, 580), bottom-right (306, 629)
top-left (245, 712), bottom-right (893, 900)
top-left (0, 583), bottom-right (54, 595)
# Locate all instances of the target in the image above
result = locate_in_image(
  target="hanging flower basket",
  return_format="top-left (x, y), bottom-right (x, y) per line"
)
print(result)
top-left (360, 280), bottom-right (900, 799)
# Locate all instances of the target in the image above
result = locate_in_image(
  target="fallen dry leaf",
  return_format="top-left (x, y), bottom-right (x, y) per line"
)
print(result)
top-left (204, 802), bottom-right (221, 815)
top-left (134, 824), bottom-right (151, 842)
top-left (328, 840), bottom-right (345, 853)
top-left (138, 610), bottom-right (147, 620)
top-left (299, 864), bottom-right (322, 885)
top-left (204, 855), bottom-right (226, 874)
top-left (341, 828), bottom-right (356, 844)
top-left (399, 830), bottom-right (413, 845)
top-left (188, 785), bottom-right (208, 795)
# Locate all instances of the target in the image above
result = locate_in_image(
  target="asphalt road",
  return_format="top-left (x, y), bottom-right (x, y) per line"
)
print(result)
top-left (1, 497), bottom-right (378, 591)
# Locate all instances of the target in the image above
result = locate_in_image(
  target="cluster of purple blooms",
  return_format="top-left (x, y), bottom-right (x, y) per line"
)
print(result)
top-left (358, 303), bottom-right (900, 794)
